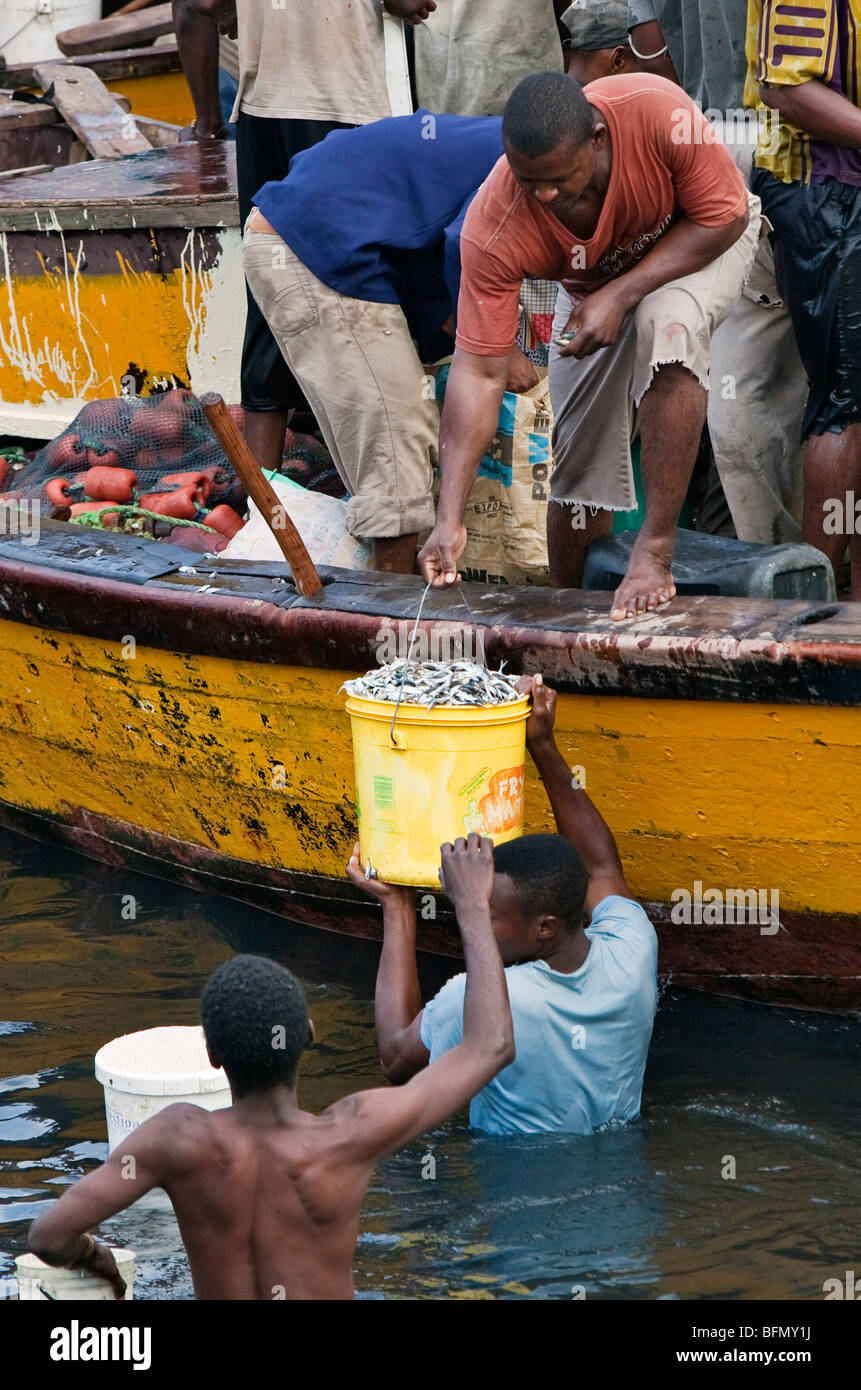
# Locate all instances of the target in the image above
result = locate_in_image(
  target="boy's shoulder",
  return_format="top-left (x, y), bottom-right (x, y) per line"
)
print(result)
top-left (589, 894), bottom-right (657, 939)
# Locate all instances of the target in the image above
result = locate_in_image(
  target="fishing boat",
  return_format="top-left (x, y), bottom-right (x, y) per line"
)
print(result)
top-left (0, 518), bottom-right (858, 1013)
top-left (0, 141), bottom-right (240, 440)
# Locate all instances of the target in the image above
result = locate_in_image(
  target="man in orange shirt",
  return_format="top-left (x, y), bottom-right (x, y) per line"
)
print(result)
top-left (418, 71), bottom-right (760, 618)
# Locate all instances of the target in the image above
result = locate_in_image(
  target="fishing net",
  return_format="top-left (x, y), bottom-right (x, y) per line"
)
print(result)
top-left (7, 390), bottom-right (244, 517)
top-left (1, 391), bottom-right (346, 545)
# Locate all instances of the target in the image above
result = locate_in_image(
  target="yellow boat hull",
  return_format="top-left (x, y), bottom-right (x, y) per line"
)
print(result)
top-left (0, 586), bottom-right (858, 1012)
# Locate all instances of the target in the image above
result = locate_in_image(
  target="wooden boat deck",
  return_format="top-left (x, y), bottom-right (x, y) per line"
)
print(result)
top-left (0, 140), bottom-right (237, 230)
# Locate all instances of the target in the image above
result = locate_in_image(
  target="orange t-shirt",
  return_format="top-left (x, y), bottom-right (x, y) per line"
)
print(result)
top-left (456, 74), bottom-right (748, 357)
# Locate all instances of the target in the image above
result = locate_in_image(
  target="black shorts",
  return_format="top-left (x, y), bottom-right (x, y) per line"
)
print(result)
top-left (237, 113), bottom-right (351, 414)
top-left (753, 166), bottom-right (861, 438)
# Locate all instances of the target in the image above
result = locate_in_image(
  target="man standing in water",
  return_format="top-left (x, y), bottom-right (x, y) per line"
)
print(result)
top-left (418, 70), bottom-right (758, 617)
top-left (352, 675), bottom-right (658, 1134)
top-left (26, 838), bottom-right (513, 1299)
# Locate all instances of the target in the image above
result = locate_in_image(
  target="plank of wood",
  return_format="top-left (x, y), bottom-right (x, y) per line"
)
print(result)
top-left (55, 4), bottom-right (174, 57)
top-left (0, 163), bottom-right (53, 181)
top-left (33, 62), bottom-right (151, 159)
top-left (0, 141), bottom-right (237, 231)
top-left (1, 45), bottom-right (182, 89)
top-left (0, 124), bottom-right (81, 176)
top-left (0, 101), bottom-right (58, 130)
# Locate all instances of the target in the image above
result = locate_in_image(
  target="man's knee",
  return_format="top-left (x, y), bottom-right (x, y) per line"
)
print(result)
top-left (634, 289), bottom-right (705, 360)
top-left (633, 290), bottom-right (710, 404)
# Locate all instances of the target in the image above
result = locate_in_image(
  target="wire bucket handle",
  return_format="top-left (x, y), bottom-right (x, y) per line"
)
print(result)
top-left (388, 580), bottom-right (482, 746)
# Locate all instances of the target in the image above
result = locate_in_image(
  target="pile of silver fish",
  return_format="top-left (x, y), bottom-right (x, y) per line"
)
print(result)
top-left (343, 659), bottom-right (521, 710)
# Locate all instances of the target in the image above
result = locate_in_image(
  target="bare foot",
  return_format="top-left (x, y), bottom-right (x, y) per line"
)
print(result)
top-left (610, 551), bottom-right (676, 621)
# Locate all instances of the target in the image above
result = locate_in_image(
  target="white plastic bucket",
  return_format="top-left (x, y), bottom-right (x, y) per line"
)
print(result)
top-left (16, 1249), bottom-right (135, 1301)
top-left (0, 0), bottom-right (101, 65)
top-left (94, 1026), bottom-right (231, 1152)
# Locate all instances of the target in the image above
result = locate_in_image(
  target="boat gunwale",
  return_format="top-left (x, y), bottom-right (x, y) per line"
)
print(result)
top-left (1, 525), bottom-right (861, 704)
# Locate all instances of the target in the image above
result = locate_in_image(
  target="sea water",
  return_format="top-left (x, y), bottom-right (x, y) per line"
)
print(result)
top-left (0, 829), bottom-right (857, 1301)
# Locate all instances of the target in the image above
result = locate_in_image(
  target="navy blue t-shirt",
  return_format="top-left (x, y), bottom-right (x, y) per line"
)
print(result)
top-left (254, 111), bottom-right (503, 360)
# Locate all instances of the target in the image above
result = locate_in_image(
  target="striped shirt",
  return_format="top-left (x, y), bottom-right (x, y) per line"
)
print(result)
top-left (746, 0), bottom-right (861, 183)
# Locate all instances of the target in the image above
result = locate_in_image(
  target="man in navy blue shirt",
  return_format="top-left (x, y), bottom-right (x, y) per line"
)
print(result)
top-left (243, 111), bottom-right (507, 573)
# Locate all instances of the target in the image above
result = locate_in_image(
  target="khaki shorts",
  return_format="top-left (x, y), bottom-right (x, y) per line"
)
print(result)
top-left (548, 193), bottom-right (762, 511)
top-left (242, 221), bottom-right (437, 539)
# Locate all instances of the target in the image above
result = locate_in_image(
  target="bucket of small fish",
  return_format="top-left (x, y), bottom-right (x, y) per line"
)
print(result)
top-left (343, 659), bottom-right (531, 888)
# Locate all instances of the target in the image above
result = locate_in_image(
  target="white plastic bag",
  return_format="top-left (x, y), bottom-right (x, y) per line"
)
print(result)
top-left (221, 473), bottom-right (373, 569)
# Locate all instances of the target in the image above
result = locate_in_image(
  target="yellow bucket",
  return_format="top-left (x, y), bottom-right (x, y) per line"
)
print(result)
top-left (345, 693), bottom-right (531, 887)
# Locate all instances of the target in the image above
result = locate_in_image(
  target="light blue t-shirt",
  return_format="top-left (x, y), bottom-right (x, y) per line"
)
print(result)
top-left (420, 896), bottom-right (659, 1136)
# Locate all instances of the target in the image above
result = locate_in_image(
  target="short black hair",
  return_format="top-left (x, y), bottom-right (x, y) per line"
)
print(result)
top-left (201, 954), bottom-right (309, 1096)
top-left (502, 70), bottom-right (595, 158)
top-left (493, 834), bottom-right (588, 932)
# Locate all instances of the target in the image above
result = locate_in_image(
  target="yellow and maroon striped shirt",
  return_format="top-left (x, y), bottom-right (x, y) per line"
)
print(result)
top-left (746, 0), bottom-right (861, 183)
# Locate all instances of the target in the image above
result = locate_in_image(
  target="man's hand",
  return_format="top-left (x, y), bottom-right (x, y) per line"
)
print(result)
top-left (557, 282), bottom-right (632, 358)
top-left (417, 520), bottom-right (467, 587)
top-left (188, 0), bottom-right (235, 27)
top-left (384, 0), bottom-right (437, 22)
top-left (347, 843), bottom-right (416, 910)
top-left (505, 347), bottom-right (540, 395)
top-left (439, 834), bottom-right (495, 906)
top-left (84, 1240), bottom-right (127, 1300)
top-left (516, 674), bottom-right (557, 748)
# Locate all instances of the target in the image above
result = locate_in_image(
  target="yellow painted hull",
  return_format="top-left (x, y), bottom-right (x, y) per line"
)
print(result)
top-left (0, 522), bottom-right (858, 1011)
top-left (0, 144), bottom-right (240, 437)
top-left (0, 616), bottom-right (858, 920)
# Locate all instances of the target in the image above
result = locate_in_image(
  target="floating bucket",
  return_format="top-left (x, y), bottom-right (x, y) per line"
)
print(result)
top-left (345, 694), bottom-right (530, 887)
top-left (94, 1026), bottom-right (231, 1152)
top-left (15, 1249), bottom-right (136, 1301)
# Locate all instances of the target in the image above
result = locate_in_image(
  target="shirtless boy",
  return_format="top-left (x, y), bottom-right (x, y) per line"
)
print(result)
top-left (26, 837), bottom-right (513, 1300)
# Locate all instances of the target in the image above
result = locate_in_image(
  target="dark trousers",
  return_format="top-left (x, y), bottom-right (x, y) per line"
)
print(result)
top-left (753, 165), bottom-right (861, 438)
top-left (237, 113), bottom-right (351, 413)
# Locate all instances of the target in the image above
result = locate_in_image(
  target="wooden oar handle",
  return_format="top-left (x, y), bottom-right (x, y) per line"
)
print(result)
top-left (199, 392), bottom-right (324, 598)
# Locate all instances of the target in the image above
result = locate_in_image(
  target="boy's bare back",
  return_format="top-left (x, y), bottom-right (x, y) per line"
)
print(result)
top-left (156, 1099), bottom-right (378, 1300)
top-left (27, 837), bottom-right (514, 1300)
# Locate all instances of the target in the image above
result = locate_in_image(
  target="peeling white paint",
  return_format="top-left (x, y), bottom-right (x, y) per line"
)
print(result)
top-left (0, 228), bottom-right (105, 402)
top-left (0, 224), bottom-right (244, 438)
top-left (182, 226), bottom-right (243, 401)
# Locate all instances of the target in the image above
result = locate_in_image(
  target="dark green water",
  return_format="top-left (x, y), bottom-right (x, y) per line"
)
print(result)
top-left (0, 828), bottom-right (858, 1300)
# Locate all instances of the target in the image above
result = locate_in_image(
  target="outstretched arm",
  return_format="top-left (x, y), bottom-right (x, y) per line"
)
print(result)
top-left (333, 836), bottom-right (514, 1162)
top-left (417, 347), bottom-right (508, 586)
top-left (26, 1108), bottom-right (184, 1297)
top-left (346, 845), bottom-right (430, 1083)
top-left (519, 675), bottom-right (631, 912)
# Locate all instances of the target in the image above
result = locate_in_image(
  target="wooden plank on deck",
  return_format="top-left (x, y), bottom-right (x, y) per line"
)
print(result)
top-left (33, 62), bottom-right (151, 159)
top-left (0, 100), bottom-right (58, 131)
top-left (56, 4), bottom-right (174, 56)
top-left (1, 45), bottom-right (182, 89)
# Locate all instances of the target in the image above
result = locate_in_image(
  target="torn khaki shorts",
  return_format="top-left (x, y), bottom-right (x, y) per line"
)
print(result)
top-left (242, 223), bottom-right (437, 539)
top-left (548, 193), bottom-right (761, 511)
